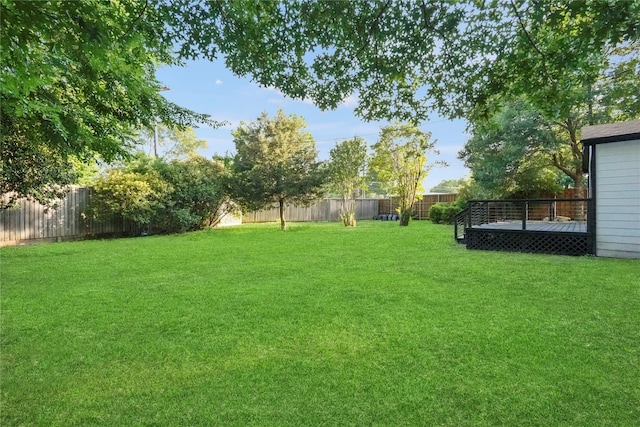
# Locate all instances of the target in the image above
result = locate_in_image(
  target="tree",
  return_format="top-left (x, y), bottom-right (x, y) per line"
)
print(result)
top-left (228, 110), bottom-right (327, 230)
top-left (462, 10), bottom-right (640, 200)
top-left (459, 100), bottom-right (566, 198)
top-left (327, 137), bottom-right (368, 226)
top-left (370, 123), bottom-right (439, 226)
top-left (1, 135), bottom-right (76, 209)
top-left (5, 1), bottom-right (638, 207)
top-left (430, 178), bottom-right (467, 194)
top-left (472, 5), bottom-right (640, 124)
top-left (88, 169), bottom-right (170, 229)
top-left (132, 124), bottom-right (208, 160)
top-left (461, 47), bottom-right (640, 199)
top-left (0, 0), bottom-right (218, 206)
top-left (147, 156), bottom-right (234, 232)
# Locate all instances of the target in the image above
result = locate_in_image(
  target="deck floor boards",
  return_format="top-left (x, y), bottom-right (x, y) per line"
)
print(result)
top-left (473, 221), bottom-right (587, 233)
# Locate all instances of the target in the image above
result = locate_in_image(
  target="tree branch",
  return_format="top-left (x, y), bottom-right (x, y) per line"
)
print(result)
top-left (354, 0), bottom-right (392, 60)
top-left (552, 152), bottom-right (578, 180)
top-left (117, 0), bottom-right (149, 43)
top-left (420, 1), bottom-right (452, 44)
top-left (509, 0), bottom-right (551, 83)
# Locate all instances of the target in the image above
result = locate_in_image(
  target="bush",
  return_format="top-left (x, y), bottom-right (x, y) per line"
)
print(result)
top-left (429, 202), bottom-right (465, 224)
top-left (87, 155), bottom-right (234, 234)
top-left (88, 170), bottom-right (170, 227)
top-left (152, 157), bottom-right (233, 233)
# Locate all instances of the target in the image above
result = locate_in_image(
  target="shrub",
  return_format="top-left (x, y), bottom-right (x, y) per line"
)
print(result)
top-left (87, 156), bottom-right (234, 234)
top-left (429, 202), bottom-right (464, 224)
top-left (152, 157), bottom-right (233, 232)
top-left (88, 170), bottom-right (170, 227)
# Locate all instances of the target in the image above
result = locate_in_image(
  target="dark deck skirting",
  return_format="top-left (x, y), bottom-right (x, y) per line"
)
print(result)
top-left (465, 222), bottom-right (591, 256)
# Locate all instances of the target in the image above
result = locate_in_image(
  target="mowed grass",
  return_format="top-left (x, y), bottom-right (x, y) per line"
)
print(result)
top-left (1, 221), bottom-right (639, 426)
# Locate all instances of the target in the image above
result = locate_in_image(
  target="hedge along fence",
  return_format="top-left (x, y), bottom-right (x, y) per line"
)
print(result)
top-left (0, 187), bottom-right (141, 246)
top-left (378, 194), bottom-right (458, 220)
top-left (243, 199), bottom-right (380, 223)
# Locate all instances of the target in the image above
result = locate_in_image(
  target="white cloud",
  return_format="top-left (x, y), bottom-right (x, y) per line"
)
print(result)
top-left (340, 94), bottom-right (359, 108)
top-left (215, 79), bottom-right (223, 85)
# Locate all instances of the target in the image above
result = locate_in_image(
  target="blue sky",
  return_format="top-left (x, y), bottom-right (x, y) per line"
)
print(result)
top-left (156, 59), bottom-right (470, 190)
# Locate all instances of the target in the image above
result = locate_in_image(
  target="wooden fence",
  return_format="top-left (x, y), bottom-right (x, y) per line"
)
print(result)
top-left (377, 190), bottom-right (580, 220)
top-left (243, 199), bottom-right (380, 223)
top-left (0, 190), bottom-right (378, 245)
top-left (1, 187), bottom-right (138, 246)
top-left (378, 193), bottom-right (458, 220)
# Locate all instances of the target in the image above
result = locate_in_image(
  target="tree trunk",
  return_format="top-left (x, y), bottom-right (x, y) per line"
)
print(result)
top-left (553, 117), bottom-right (587, 221)
top-left (340, 197), bottom-right (357, 227)
top-left (279, 198), bottom-right (286, 231)
top-left (573, 174), bottom-right (586, 221)
top-left (399, 207), bottom-right (412, 226)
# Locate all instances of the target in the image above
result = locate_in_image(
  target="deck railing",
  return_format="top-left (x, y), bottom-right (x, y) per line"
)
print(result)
top-left (454, 208), bottom-right (468, 242)
top-left (465, 198), bottom-right (592, 231)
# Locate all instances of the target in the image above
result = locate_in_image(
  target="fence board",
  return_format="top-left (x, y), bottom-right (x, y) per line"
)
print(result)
top-left (0, 187), bottom-right (135, 245)
top-left (17, 189), bottom-right (585, 243)
top-left (243, 199), bottom-right (381, 223)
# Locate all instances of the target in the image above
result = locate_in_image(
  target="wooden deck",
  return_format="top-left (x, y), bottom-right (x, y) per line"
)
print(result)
top-left (456, 198), bottom-right (594, 255)
top-left (472, 220), bottom-right (587, 233)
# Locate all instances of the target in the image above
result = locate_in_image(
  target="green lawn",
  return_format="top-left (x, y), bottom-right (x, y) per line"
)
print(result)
top-left (1, 221), bottom-right (639, 426)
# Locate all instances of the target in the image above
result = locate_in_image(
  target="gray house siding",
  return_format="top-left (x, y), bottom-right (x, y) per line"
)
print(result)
top-left (594, 138), bottom-right (640, 258)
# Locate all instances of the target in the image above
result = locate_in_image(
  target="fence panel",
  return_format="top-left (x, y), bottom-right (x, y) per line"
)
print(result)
top-left (377, 191), bottom-right (583, 220)
top-left (0, 187), bottom-right (136, 246)
top-left (243, 199), bottom-right (381, 223)
top-left (2, 187), bottom-right (583, 245)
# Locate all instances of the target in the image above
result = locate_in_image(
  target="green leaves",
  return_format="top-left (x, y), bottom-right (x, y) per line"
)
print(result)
top-left (87, 155), bottom-right (233, 233)
top-left (5, 0), bottom-right (638, 209)
top-left (327, 137), bottom-right (368, 226)
top-left (90, 169), bottom-right (170, 226)
top-left (1, 0), bottom-right (216, 204)
top-left (328, 137), bottom-right (368, 197)
top-left (160, 1), bottom-right (639, 124)
top-left (460, 99), bottom-right (569, 198)
top-left (228, 110), bottom-right (327, 230)
top-left (370, 123), bottom-right (438, 226)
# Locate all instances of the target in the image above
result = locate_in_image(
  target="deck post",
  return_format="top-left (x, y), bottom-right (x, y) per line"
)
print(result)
top-left (586, 198), bottom-right (595, 254)
top-left (522, 201), bottom-right (527, 230)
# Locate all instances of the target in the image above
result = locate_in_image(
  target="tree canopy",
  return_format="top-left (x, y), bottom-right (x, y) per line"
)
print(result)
top-left (327, 137), bottom-right (368, 226)
top-left (0, 0), bottom-right (218, 205)
top-left (460, 41), bottom-right (640, 200)
top-left (163, 0), bottom-right (640, 123)
top-left (459, 100), bottom-right (566, 198)
top-left (88, 155), bottom-right (233, 233)
top-left (4, 0), bottom-right (639, 207)
top-left (133, 124), bottom-right (208, 160)
top-left (429, 178), bottom-right (468, 194)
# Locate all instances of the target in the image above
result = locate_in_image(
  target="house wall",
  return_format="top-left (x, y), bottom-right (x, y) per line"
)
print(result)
top-left (595, 138), bottom-right (640, 258)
